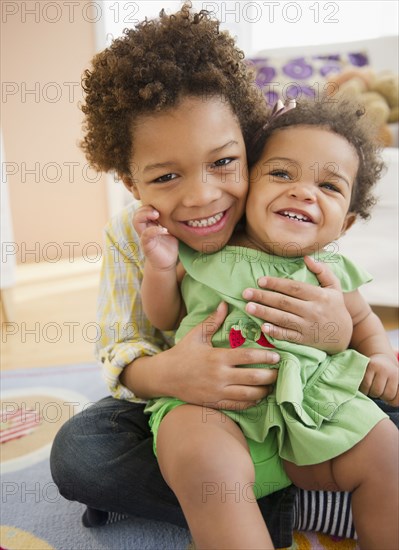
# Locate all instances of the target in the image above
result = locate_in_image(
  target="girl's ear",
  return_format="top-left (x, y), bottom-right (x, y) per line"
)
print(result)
top-left (340, 212), bottom-right (357, 236)
top-left (122, 176), bottom-right (140, 200)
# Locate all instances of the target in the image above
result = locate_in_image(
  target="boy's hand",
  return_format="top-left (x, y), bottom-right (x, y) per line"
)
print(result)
top-left (133, 205), bottom-right (178, 271)
top-left (242, 256), bottom-right (352, 354)
top-left (360, 353), bottom-right (399, 406)
top-left (166, 302), bottom-right (279, 410)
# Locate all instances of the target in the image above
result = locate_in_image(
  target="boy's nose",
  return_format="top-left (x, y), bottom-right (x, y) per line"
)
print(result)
top-left (182, 179), bottom-right (222, 207)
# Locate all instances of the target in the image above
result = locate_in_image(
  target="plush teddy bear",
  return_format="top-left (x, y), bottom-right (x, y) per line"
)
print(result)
top-left (325, 66), bottom-right (399, 146)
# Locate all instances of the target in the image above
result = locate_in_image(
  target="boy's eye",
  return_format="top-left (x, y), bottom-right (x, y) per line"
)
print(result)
top-left (153, 173), bottom-right (177, 183)
top-left (212, 157), bottom-right (233, 167)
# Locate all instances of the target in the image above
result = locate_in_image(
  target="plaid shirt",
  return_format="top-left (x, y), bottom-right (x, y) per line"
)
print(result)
top-left (96, 201), bottom-right (175, 401)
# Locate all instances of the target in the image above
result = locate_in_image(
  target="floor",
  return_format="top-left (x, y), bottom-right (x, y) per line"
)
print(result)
top-left (1, 260), bottom-right (398, 371)
top-left (1, 258), bottom-right (101, 370)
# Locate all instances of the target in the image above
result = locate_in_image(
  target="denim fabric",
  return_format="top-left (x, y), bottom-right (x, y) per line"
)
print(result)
top-left (374, 398), bottom-right (399, 428)
top-left (50, 397), bottom-right (296, 547)
top-left (50, 396), bottom-right (397, 548)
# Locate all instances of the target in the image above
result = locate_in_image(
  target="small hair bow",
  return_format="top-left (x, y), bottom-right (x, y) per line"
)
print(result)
top-left (269, 98), bottom-right (296, 122)
top-left (252, 99), bottom-right (297, 147)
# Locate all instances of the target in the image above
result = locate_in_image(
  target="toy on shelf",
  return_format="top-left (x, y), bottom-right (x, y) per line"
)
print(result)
top-left (326, 67), bottom-right (399, 146)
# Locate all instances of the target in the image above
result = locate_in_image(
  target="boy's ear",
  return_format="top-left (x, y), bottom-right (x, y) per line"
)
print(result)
top-left (122, 176), bottom-right (140, 200)
top-left (340, 212), bottom-right (357, 236)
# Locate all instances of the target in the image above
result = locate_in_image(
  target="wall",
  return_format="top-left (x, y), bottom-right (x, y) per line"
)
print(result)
top-left (1, 1), bottom-right (109, 264)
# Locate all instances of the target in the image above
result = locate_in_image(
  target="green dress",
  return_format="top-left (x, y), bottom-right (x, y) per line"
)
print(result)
top-left (146, 243), bottom-right (387, 497)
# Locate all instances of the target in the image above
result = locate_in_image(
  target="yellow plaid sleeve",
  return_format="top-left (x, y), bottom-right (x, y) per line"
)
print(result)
top-left (96, 202), bottom-right (175, 402)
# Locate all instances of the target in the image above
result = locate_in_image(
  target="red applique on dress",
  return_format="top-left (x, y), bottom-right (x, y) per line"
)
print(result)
top-left (229, 321), bottom-right (275, 349)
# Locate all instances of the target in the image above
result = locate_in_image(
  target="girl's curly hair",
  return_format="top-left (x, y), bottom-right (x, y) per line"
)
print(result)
top-left (80, 2), bottom-right (267, 180)
top-left (248, 99), bottom-right (385, 220)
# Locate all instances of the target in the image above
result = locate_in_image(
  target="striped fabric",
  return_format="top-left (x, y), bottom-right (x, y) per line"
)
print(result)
top-left (0, 407), bottom-right (41, 444)
top-left (106, 512), bottom-right (129, 524)
top-left (294, 490), bottom-right (356, 540)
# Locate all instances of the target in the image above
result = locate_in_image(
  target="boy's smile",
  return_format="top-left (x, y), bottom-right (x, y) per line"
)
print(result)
top-left (124, 96), bottom-right (248, 252)
top-left (245, 125), bottom-right (359, 257)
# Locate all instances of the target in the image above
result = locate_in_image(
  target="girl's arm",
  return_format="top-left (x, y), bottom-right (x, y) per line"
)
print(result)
top-left (134, 205), bottom-right (184, 330)
top-left (344, 289), bottom-right (398, 405)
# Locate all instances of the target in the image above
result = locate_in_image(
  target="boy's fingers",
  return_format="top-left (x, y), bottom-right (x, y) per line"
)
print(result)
top-left (139, 226), bottom-right (169, 252)
top-left (303, 256), bottom-right (342, 290)
top-left (229, 348), bottom-right (280, 368)
top-left (133, 206), bottom-right (159, 234)
top-left (203, 380), bottom-right (276, 410)
top-left (141, 225), bottom-right (168, 239)
top-left (251, 259), bottom-right (342, 302)
top-left (136, 205), bottom-right (159, 219)
top-left (198, 302), bottom-right (229, 344)
top-left (252, 277), bottom-right (320, 302)
top-left (230, 365), bottom-right (278, 386)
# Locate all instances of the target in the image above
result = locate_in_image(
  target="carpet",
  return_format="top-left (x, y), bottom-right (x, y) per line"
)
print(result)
top-left (1, 364), bottom-right (192, 550)
top-left (2, 328), bottom-right (397, 550)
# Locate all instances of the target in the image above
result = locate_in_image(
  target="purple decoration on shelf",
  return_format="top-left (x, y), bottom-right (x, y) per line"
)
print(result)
top-left (348, 52), bottom-right (369, 66)
top-left (313, 54), bottom-right (340, 61)
top-left (247, 57), bottom-right (271, 65)
top-left (320, 63), bottom-right (342, 77)
top-left (256, 65), bottom-right (277, 85)
top-left (300, 85), bottom-right (317, 98)
top-left (284, 84), bottom-right (316, 100)
top-left (283, 58), bottom-right (313, 79)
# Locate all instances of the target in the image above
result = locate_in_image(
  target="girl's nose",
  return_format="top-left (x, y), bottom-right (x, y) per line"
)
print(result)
top-left (288, 183), bottom-right (316, 202)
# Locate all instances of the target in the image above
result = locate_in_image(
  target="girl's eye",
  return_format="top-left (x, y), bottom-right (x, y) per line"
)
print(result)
top-left (213, 157), bottom-right (233, 167)
top-left (269, 170), bottom-right (290, 180)
top-left (320, 182), bottom-right (341, 193)
top-left (153, 173), bottom-right (177, 183)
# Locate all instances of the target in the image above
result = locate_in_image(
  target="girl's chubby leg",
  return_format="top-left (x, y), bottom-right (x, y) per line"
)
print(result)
top-left (283, 419), bottom-right (399, 550)
top-left (156, 404), bottom-right (274, 550)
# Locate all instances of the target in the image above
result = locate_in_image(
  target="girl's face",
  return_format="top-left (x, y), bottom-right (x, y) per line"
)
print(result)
top-left (125, 96), bottom-right (248, 252)
top-left (245, 125), bottom-right (358, 257)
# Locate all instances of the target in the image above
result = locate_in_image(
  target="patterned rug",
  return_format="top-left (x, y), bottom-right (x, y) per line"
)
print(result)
top-left (1, 364), bottom-right (191, 550)
top-left (4, 334), bottom-right (398, 550)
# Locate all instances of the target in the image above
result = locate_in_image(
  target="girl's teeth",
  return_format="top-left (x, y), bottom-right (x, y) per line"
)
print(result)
top-left (283, 211), bottom-right (309, 222)
top-left (186, 212), bottom-right (223, 227)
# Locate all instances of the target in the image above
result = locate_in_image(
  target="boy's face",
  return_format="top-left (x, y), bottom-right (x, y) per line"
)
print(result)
top-left (124, 96), bottom-right (248, 252)
top-left (246, 125), bottom-right (358, 257)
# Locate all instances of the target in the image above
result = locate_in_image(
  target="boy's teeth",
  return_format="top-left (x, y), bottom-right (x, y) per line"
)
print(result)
top-left (186, 212), bottom-right (223, 227)
top-left (282, 210), bottom-right (310, 222)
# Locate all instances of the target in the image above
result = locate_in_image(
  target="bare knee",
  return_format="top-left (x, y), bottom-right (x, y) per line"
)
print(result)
top-left (332, 418), bottom-right (399, 490)
top-left (157, 405), bottom-right (255, 496)
top-left (283, 460), bottom-right (338, 492)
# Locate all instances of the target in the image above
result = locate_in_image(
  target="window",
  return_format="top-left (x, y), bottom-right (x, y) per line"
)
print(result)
top-left (97, 1), bottom-right (398, 55)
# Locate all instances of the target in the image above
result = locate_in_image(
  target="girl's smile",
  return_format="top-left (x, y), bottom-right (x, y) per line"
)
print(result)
top-left (244, 125), bottom-right (358, 257)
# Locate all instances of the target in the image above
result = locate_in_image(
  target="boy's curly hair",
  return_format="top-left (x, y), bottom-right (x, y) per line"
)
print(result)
top-left (80, 2), bottom-right (267, 180)
top-left (248, 99), bottom-right (385, 220)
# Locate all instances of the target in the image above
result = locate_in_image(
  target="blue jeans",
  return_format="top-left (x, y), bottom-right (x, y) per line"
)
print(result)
top-left (50, 396), bottom-right (397, 548)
